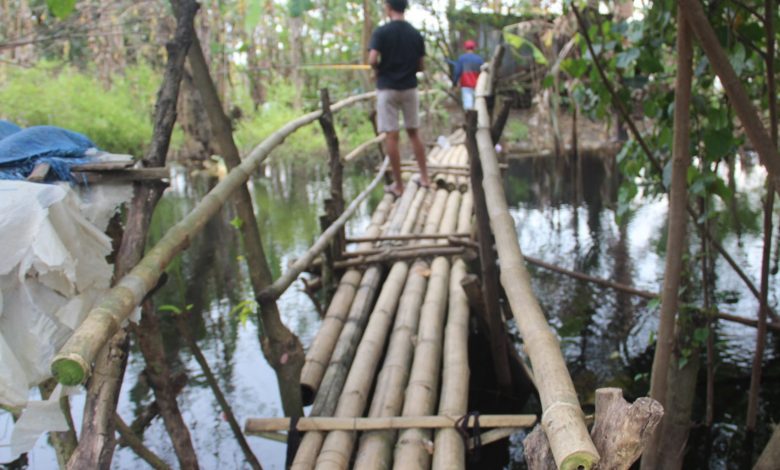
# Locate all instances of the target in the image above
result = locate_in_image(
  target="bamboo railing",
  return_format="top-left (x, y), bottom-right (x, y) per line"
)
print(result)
top-left (474, 63), bottom-right (600, 469)
top-left (50, 92), bottom-right (377, 385)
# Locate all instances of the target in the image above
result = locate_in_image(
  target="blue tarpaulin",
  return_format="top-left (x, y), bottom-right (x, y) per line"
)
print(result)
top-left (0, 124), bottom-right (96, 181)
top-left (0, 120), bottom-right (21, 140)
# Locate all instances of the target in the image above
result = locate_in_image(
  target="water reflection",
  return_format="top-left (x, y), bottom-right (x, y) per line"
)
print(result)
top-left (109, 159), bottom-right (382, 469)
top-left (505, 153), bottom-right (779, 468)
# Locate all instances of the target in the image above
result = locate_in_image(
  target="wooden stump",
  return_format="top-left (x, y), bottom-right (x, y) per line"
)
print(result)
top-left (524, 388), bottom-right (663, 470)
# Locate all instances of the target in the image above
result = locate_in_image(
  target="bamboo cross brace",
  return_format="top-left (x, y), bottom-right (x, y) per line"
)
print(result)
top-left (245, 415), bottom-right (537, 433)
top-left (50, 91), bottom-right (377, 386)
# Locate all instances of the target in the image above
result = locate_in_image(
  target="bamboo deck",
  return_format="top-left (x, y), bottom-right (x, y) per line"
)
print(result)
top-left (246, 130), bottom-right (535, 469)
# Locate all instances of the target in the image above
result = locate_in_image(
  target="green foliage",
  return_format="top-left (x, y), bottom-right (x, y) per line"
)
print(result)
top-left (229, 299), bottom-right (258, 326)
top-left (0, 62), bottom-right (161, 156)
top-left (46, 0), bottom-right (77, 19)
top-left (232, 79), bottom-right (375, 160)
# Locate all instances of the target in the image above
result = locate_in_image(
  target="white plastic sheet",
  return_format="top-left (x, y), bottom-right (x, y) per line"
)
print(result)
top-left (0, 180), bottom-right (130, 461)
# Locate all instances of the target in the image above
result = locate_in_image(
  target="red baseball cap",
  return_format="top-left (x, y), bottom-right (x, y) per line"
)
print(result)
top-left (464, 40), bottom-right (476, 50)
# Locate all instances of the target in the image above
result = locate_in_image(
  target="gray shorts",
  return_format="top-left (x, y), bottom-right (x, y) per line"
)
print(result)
top-left (376, 88), bottom-right (420, 133)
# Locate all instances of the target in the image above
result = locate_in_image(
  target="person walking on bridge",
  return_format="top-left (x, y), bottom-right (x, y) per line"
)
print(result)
top-left (368, 0), bottom-right (430, 197)
top-left (453, 40), bottom-right (484, 111)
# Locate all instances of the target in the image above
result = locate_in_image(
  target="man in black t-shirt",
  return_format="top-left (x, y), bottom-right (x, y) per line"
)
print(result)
top-left (368, 0), bottom-right (430, 197)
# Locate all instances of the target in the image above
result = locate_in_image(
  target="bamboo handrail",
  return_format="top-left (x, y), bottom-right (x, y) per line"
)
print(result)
top-left (474, 63), bottom-right (600, 470)
top-left (50, 91), bottom-right (377, 386)
top-left (343, 133), bottom-right (387, 162)
top-left (245, 414), bottom-right (537, 433)
top-left (259, 158), bottom-right (389, 301)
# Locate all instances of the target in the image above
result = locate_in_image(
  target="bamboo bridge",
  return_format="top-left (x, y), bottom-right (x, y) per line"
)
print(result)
top-left (47, 49), bottom-right (664, 470)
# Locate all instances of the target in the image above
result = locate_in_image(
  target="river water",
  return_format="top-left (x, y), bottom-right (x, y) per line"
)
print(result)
top-left (3, 152), bottom-right (778, 469)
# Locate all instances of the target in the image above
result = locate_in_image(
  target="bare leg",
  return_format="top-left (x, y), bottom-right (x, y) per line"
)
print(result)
top-left (407, 128), bottom-right (429, 187)
top-left (386, 130), bottom-right (403, 196)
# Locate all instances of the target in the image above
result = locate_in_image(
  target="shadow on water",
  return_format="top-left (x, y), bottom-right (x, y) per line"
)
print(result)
top-left (500, 152), bottom-right (780, 469)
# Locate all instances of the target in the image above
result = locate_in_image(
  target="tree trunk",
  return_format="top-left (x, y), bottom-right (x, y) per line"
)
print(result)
top-left (136, 301), bottom-right (200, 469)
top-left (642, 8), bottom-right (693, 468)
top-left (66, 3), bottom-right (199, 468)
top-left (186, 32), bottom-right (305, 418)
top-left (289, 15), bottom-right (304, 108)
top-left (677, 0), bottom-right (780, 196)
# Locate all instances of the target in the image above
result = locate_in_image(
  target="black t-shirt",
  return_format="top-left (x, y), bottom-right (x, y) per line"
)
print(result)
top-left (369, 20), bottom-right (425, 90)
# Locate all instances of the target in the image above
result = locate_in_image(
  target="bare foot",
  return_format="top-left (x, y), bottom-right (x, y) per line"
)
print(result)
top-left (385, 183), bottom-right (403, 197)
top-left (418, 177), bottom-right (431, 189)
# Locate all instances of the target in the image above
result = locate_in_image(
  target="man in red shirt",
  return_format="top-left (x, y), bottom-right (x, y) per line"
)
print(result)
top-left (453, 40), bottom-right (484, 110)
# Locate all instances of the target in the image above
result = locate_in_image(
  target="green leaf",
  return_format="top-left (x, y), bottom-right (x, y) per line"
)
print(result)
top-left (47, 0), bottom-right (77, 18)
top-left (693, 327), bottom-right (709, 344)
top-left (159, 304), bottom-right (183, 315)
top-left (703, 129), bottom-right (732, 160)
top-left (230, 216), bottom-right (245, 230)
top-left (542, 75), bottom-right (554, 89)
top-left (647, 297), bottom-right (661, 310)
top-left (562, 58), bottom-right (588, 78)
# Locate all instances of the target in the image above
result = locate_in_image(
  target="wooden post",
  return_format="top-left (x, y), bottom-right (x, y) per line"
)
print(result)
top-left (525, 389), bottom-right (663, 470)
top-left (319, 88), bottom-right (345, 260)
top-left (465, 110), bottom-right (513, 395)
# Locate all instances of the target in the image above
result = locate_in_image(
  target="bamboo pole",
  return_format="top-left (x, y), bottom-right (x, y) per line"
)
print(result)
top-left (342, 242), bottom-right (456, 259)
top-left (474, 65), bottom-right (600, 470)
top-left (445, 147), bottom-right (463, 191)
top-left (315, 262), bottom-right (410, 469)
top-left (292, 184), bottom-right (422, 469)
top-left (260, 158), bottom-right (389, 301)
top-left (400, 188), bottom-right (429, 236)
top-left (431, 258), bottom-right (470, 470)
top-left (246, 415), bottom-right (536, 433)
top-left (345, 233), bottom-right (470, 244)
top-left (353, 185), bottom-right (449, 469)
top-left (50, 91), bottom-right (377, 386)
top-left (343, 133), bottom-right (387, 163)
top-left (300, 193), bottom-right (395, 403)
top-left (392, 256), bottom-right (452, 470)
top-left (432, 190), bottom-right (473, 470)
top-left (334, 247), bottom-right (469, 270)
top-left (432, 147), bottom-right (455, 187)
